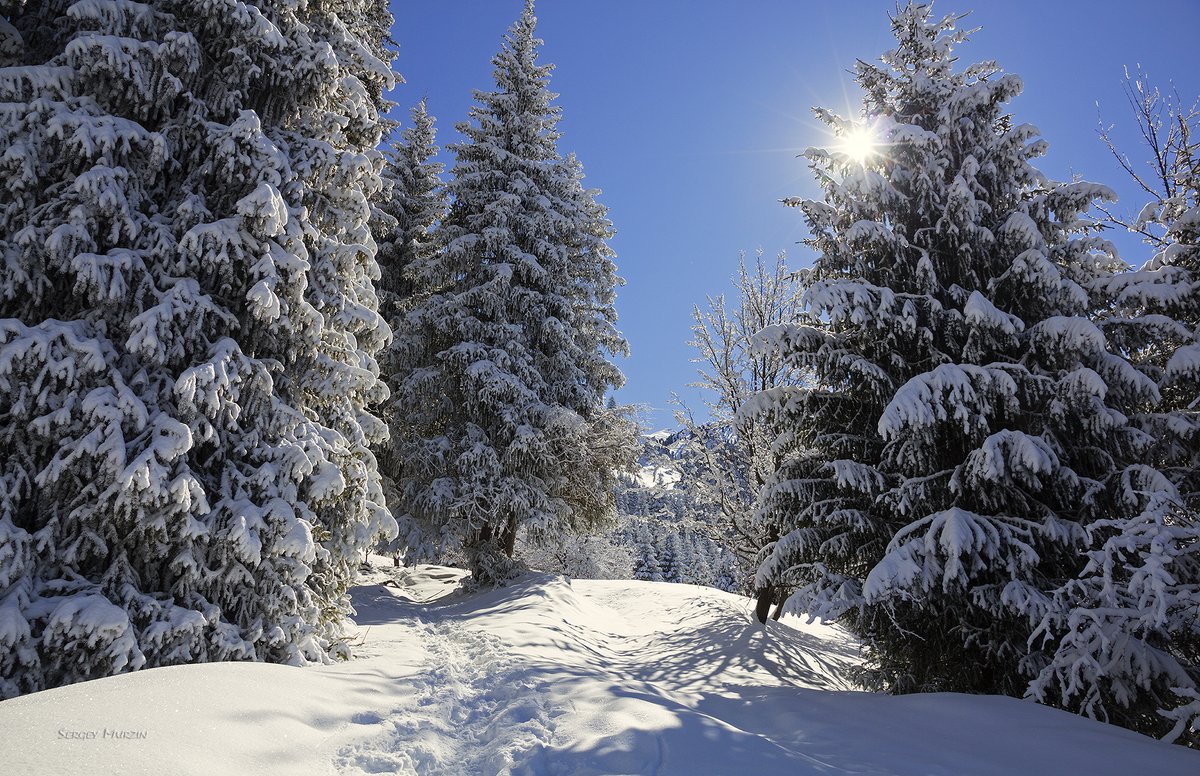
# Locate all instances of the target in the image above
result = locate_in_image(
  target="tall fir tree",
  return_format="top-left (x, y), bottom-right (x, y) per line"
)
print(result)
top-left (375, 98), bottom-right (447, 333)
top-left (752, 3), bottom-right (1193, 738)
top-left (389, 1), bottom-right (636, 584)
top-left (0, 0), bottom-right (397, 697)
top-left (373, 98), bottom-right (447, 561)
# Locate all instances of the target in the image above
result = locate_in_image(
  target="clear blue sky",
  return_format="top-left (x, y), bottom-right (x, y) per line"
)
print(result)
top-left (387, 0), bottom-right (1200, 430)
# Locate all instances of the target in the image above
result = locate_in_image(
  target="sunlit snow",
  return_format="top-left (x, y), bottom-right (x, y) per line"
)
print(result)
top-left (2, 558), bottom-right (1197, 775)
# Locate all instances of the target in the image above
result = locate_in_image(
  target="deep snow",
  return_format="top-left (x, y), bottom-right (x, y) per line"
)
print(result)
top-left (1, 558), bottom-right (1197, 775)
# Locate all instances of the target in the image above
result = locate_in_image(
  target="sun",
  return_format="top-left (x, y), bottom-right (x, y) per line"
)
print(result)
top-left (839, 125), bottom-right (878, 164)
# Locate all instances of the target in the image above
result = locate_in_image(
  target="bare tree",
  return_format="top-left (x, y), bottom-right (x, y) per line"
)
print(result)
top-left (1099, 68), bottom-right (1200, 509)
top-left (675, 250), bottom-right (806, 621)
top-left (1098, 67), bottom-right (1199, 250)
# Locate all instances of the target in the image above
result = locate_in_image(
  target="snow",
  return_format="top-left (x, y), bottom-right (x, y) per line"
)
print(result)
top-left (964, 289), bottom-right (1023, 334)
top-left (1000, 211), bottom-right (1048, 251)
top-left (2, 558), bottom-right (1197, 775)
top-left (969, 429), bottom-right (1058, 485)
top-left (634, 462), bottom-right (683, 490)
top-left (1174, 204), bottom-right (1200, 229)
top-left (1166, 344), bottom-right (1200, 382)
top-left (879, 363), bottom-right (1017, 439)
top-left (1030, 315), bottom-right (1107, 354)
top-left (844, 219), bottom-right (896, 246)
top-left (38, 596), bottom-right (142, 672)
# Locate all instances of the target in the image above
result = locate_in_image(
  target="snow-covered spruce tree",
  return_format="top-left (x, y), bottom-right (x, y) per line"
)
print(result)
top-left (375, 98), bottom-right (447, 335)
top-left (753, 4), bottom-right (1184, 728)
top-left (677, 249), bottom-right (804, 616)
top-left (373, 98), bottom-right (447, 564)
top-left (633, 541), bottom-right (664, 583)
top-left (1031, 74), bottom-right (1200, 744)
top-left (389, 1), bottom-right (637, 585)
top-left (0, 1), bottom-right (396, 697)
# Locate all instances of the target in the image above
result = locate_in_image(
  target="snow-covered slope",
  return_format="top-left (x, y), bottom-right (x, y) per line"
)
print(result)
top-left (2, 559), bottom-right (1197, 775)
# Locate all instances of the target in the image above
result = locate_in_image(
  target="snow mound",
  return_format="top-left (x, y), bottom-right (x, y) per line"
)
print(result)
top-left (1, 559), bottom-right (1197, 775)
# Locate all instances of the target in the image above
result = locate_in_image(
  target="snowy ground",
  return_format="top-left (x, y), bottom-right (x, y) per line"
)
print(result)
top-left (2, 558), bottom-right (1198, 775)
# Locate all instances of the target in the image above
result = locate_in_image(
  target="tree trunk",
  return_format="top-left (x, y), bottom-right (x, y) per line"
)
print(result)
top-left (754, 586), bottom-right (774, 624)
top-left (500, 515), bottom-right (518, 558)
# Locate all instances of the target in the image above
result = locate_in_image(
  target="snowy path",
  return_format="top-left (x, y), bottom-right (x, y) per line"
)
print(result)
top-left (331, 564), bottom-right (860, 776)
top-left (334, 618), bottom-right (566, 774)
top-left (2, 560), bottom-right (1198, 775)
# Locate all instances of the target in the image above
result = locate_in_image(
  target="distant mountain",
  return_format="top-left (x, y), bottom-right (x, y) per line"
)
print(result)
top-left (613, 426), bottom-right (741, 591)
top-left (518, 426), bottom-right (741, 590)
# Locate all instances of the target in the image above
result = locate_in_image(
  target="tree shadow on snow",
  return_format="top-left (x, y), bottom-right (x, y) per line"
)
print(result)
top-left (620, 599), bottom-right (860, 693)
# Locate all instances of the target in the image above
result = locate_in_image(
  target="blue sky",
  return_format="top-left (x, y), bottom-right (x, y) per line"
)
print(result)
top-left (388, 0), bottom-right (1200, 429)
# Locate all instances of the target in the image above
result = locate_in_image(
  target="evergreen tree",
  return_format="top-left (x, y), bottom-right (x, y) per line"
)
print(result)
top-left (633, 540), bottom-right (663, 583)
top-left (658, 533), bottom-right (681, 583)
top-left (389, 1), bottom-right (636, 584)
top-left (375, 98), bottom-right (447, 334)
top-left (1099, 72), bottom-right (1200, 508)
top-left (0, 0), bottom-right (396, 697)
top-left (754, 3), bottom-right (1186, 736)
top-left (714, 556), bottom-right (740, 594)
top-left (1033, 72), bottom-right (1200, 743)
top-left (373, 98), bottom-right (447, 564)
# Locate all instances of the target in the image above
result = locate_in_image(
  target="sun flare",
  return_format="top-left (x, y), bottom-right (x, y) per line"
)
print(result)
top-left (840, 125), bottom-right (877, 163)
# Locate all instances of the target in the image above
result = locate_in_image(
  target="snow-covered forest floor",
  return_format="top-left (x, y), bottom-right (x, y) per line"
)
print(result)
top-left (2, 557), bottom-right (1197, 775)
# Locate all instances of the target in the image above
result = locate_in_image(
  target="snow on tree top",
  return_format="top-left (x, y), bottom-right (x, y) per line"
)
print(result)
top-left (1028, 316), bottom-right (1107, 354)
top-left (965, 429), bottom-right (1059, 487)
top-left (999, 211), bottom-right (1048, 251)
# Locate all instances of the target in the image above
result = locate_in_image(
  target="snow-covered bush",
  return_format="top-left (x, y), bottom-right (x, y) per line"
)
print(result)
top-left (517, 529), bottom-right (633, 581)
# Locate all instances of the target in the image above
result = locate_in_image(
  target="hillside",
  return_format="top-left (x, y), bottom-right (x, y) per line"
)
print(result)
top-left (1, 558), bottom-right (1197, 775)
top-left (518, 427), bottom-right (744, 589)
